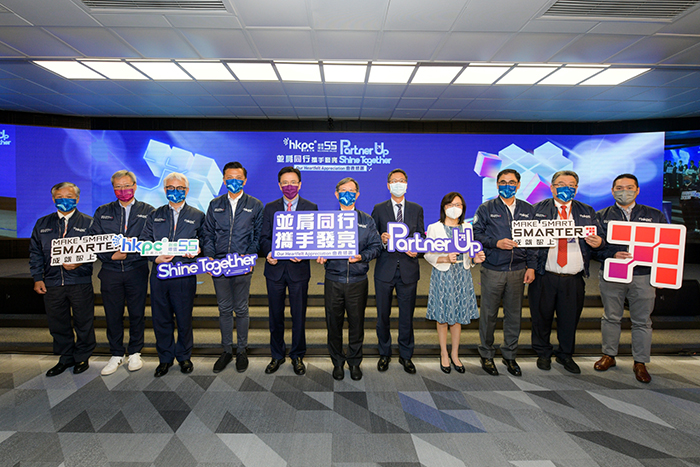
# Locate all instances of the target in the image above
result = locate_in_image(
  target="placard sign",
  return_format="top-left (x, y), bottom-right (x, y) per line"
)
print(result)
top-left (156, 254), bottom-right (258, 279)
top-left (511, 220), bottom-right (597, 247)
top-left (603, 221), bottom-right (686, 289)
top-left (272, 211), bottom-right (358, 259)
top-left (386, 222), bottom-right (483, 257)
top-left (50, 234), bottom-right (117, 265)
top-left (111, 234), bottom-right (199, 256)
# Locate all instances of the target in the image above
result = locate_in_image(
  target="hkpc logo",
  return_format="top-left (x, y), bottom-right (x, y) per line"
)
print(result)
top-left (283, 137), bottom-right (315, 152)
top-left (603, 221), bottom-right (686, 289)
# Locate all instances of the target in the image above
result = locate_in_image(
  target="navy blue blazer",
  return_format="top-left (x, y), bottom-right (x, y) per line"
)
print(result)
top-left (260, 197), bottom-right (319, 282)
top-left (371, 199), bottom-right (425, 284)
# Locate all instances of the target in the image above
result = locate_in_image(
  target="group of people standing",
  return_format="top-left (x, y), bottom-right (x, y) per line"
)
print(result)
top-left (30, 163), bottom-right (666, 384)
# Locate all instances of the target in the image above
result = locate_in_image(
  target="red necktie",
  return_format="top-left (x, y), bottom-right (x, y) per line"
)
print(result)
top-left (557, 205), bottom-right (568, 267)
top-left (287, 202), bottom-right (292, 212)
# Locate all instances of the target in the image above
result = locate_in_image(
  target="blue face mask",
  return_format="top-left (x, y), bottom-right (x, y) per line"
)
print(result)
top-left (556, 186), bottom-right (576, 203)
top-left (55, 198), bottom-right (77, 213)
top-left (498, 185), bottom-right (517, 199)
top-left (225, 179), bottom-right (244, 194)
top-left (166, 188), bottom-right (186, 203)
top-left (338, 191), bottom-right (357, 207)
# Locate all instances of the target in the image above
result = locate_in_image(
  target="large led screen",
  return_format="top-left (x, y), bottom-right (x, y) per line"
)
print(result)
top-left (0, 124), bottom-right (664, 239)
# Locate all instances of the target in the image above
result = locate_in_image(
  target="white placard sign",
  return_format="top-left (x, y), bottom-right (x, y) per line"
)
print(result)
top-left (50, 234), bottom-right (117, 265)
top-left (511, 219), bottom-right (597, 247)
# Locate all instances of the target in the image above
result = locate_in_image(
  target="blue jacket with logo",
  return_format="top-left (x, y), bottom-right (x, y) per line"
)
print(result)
top-left (324, 209), bottom-right (382, 284)
top-left (201, 192), bottom-right (263, 259)
top-left (139, 203), bottom-right (205, 264)
top-left (29, 210), bottom-right (94, 287)
top-left (473, 197), bottom-right (538, 271)
top-left (532, 198), bottom-right (604, 277)
top-left (595, 203), bottom-right (667, 276)
top-left (90, 199), bottom-right (155, 272)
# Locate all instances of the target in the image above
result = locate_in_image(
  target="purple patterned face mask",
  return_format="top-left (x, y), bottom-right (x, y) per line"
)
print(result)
top-left (115, 188), bottom-right (134, 202)
top-left (281, 184), bottom-right (299, 200)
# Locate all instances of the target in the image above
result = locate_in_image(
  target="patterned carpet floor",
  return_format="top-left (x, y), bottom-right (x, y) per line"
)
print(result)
top-left (1, 353), bottom-right (700, 467)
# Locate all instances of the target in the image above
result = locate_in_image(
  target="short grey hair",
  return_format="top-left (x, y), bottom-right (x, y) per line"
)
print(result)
top-left (51, 182), bottom-right (80, 198)
top-left (111, 170), bottom-right (136, 186)
top-left (551, 170), bottom-right (579, 185)
top-left (336, 177), bottom-right (359, 192)
top-left (163, 172), bottom-right (189, 188)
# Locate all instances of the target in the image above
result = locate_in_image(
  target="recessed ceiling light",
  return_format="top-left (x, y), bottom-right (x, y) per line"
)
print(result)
top-left (580, 68), bottom-right (650, 85)
top-left (275, 63), bottom-right (322, 82)
top-left (33, 61), bottom-right (105, 79)
top-left (454, 66), bottom-right (511, 85)
top-left (323, 64), bottom-right (367, 83)
top-left (81, 61), bottom-right (147, 80)
top-left (538, 67), bottom-right (605, 85)
top-left (496, 66), bottom-right (558, 85)
top-left (227, 63), bottom-right (278, 81)
top-left (179, 62), bottom-right (235, 80)
top-left (368, 65), bottom-right (415, 84)
top-left (130, 61), bottom-right (191, 80)
top-left (411, 66), bottom-right (462, 84)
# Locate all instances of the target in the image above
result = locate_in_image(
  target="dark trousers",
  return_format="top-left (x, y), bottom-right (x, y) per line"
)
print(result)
top-left (212, 273), bottom-right (251, 353)
top-left (98, 264), bottom-right (148, 356)
top-left (478, 267), bottom-right (526, 360)
top-left (325, 278), bottom-right (368, 367)
top-left (44, 283), bottom-right (95, 364)
top-left (150, 272), bottom-right (196, 364)
top-left (375, 268), bottom-right (417, 359)
top-left (529, 271), bottom-right (585, 360)
top-left (266, 271), bottom-right (308, 360)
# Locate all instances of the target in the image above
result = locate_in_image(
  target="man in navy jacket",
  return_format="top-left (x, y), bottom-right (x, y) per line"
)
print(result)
top-left (90, 170), bottom-right (154, 376)
top-left (140, 172), bottom-right (205, 377)
top-left (530, 170), bottom-right (603, 374)
top-left (260, 167), bottom-right (318, 375)
top-left (473, 169), bottom-right (536, 377)
top-left (318, 177), bottom-right (382, 381)
top-left (30, 182), bottom-right (95, 377)
top-left (594, 173), bottom-right (667, 383)
top-left (371, 168), bottom-right (424, 374)
top-left (201, 161), bottom-right (263, 374)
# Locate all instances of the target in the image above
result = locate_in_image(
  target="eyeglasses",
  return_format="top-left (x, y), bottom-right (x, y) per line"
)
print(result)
top-left (497, 181), bottom-right (518, 186)
top-left (446, 203), bottom-right (463, 208)
top-left (338, 189), bottom-right (358, 193)
top-left (280, 181), bottom-right (299, 186)
top-left (165, 185), bottom-right (186, 191)
top-left (389, 178), bottom-right (407, 184)
top-left (114, 183), bottom-right (134, 190)
top-left (553, 183), bottom-right (577, 189)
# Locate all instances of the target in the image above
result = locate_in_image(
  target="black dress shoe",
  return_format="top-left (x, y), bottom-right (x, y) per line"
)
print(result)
top-left (450, 356), bottom-right (465, 374)
top-left (440, 357), bottom-right (451, 374)
top-left (265, 358), bottom-right (285, 374)
top-left (332, 365), bottom-right (344, 380)
top-left (537, 357), bottom-right (551, 371)
top-left (154, 362), bottom-right (173, 377)
top-left (377, 356), bottom-right (390, 372)
top-left (399, 357), bottom-right (416, 374)
top-left (46, 361), bottom-right (74, 377)
top-left (291, 358), bottom-right (305, 375)
top-left (73, 361), bottom-right (89, 374)
top-left (349, 365), bottom-right (362, 381)
top-left (213, 352), bottom-right (233, 373)
top-left (235, 350), bottom-right (249, 373)
top-left (179, 359), bottom-right (193, 374)
top-left (480, 357), bottom-right (499, 376)
top-left (555, 356), bottom-right (581, 374)
top-left (502, 358), bottom-right (522, 377)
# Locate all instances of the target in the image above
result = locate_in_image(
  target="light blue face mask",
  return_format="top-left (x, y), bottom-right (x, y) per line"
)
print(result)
top-left (556, 186), bottom-right (576, 203)
top-left (498, 185), bottom-right (517, 199)
top-left (55, 198), bottom-right (77, 212)
top-left (166, 188), bottom-right (186, 203)
top-left (338, 191), bottom-right (357, 207)
top-left (225, 178), bottom-right (244, 194)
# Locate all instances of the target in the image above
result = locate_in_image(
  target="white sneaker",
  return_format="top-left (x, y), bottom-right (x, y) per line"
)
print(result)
top-left (127, 353), bottom-right (143, 371)
top-left (101, 356), bottom-right (124, 376)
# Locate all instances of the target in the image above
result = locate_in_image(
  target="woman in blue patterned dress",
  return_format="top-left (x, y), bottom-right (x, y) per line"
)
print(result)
top-left (425, 192), bottom-right (485, 374)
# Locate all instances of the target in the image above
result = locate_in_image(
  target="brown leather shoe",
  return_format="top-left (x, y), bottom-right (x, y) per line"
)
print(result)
top-left (594, 355), bottom-right (616, 371)
top-left (633, 363), bottom-right (651, 383)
